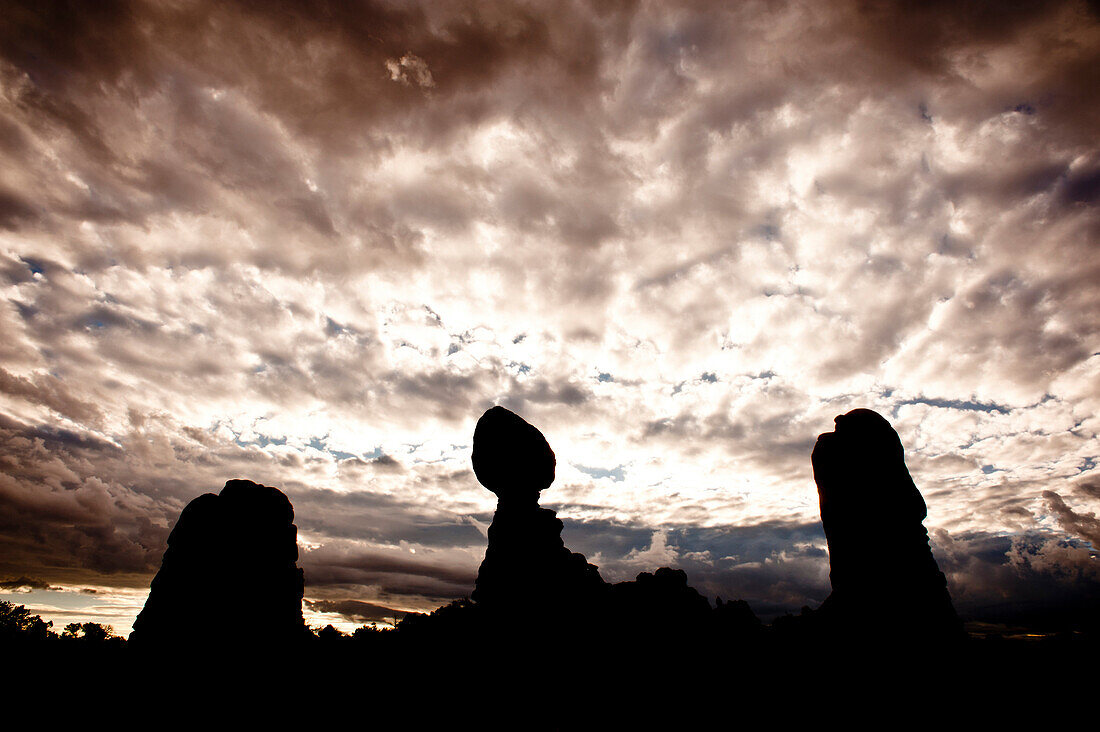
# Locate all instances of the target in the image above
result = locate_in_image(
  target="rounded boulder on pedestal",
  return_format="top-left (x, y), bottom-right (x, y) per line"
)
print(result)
top-left (471, 406), bottom-right (556, 498)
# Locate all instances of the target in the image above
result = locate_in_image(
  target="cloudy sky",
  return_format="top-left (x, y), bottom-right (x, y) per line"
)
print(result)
top-left (1, 0), bottom-right (1098, 635)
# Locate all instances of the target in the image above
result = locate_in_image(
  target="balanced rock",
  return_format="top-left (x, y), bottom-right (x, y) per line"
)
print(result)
top-left (811, 409), bottom-right (963, 641)
top-left (472, 405), bottom-right (556, 499)
top-left (130, 479), bottom-right (307, 648)
top-left (470, 407), bottom-right (605, 624)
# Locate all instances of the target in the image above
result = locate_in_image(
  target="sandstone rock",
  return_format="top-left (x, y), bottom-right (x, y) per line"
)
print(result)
top-left (608, 567), bottom-right (713, 635)
top-left (812, 409), bottom-right (963, 641)
top-left (471, 405), bottom-right (556, 500)
top-left (130, 479), bottom-right (307, 648)
top-left (468, 406), bottom-right (760, 645)
top-left (470, 407), bottom-right (605, 626)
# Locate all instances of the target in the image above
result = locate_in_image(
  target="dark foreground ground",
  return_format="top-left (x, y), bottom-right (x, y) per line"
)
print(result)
top-left (5, 617), bottom-right (1094, 726)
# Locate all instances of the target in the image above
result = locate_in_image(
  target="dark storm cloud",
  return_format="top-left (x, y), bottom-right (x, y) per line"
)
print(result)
top-left (0, 403), bottom-right (489, 606)
top-left (558, 518), bottom-right (657, 559)
top-left (300, 543), bottom-right (478, 600)
top-left (3, 2), bottom-right (1095, 194)
top-left (559, 516), bottom-right (832, 618)
top-left (564, 517), bottom-right (1100, 625)
top-left (291, 486), bottom-right (487, 547)
top-left (0, 414), bottom-right (173, 581)
top-left (0, 0), bottom-right (627, 271)
top-left (0, 576), bottom-right (58, 592)
top-left (304, 598), bottom-right (405, 624)
top-left (935, 529), bottom-right (1100, 628)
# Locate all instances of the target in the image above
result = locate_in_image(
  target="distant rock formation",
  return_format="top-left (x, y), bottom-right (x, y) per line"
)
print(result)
top-left (811, 409), bottom-right (963, 641)
top-left (470, 407), bottom-right (606, 628)
top-left (130, 479), bottom-right (307, 648)
top-left (608, 567), bottom-right (713, 640)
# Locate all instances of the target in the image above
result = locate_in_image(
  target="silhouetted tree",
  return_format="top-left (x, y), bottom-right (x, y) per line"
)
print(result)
top-left (81, 622), bottom-right (113, 642)
top-left (316, 624), bottom-right (346, 643)
top-left (0, 600), bottom-right (54, 641)
top-left (62, 621), bottom-right (115, 641)
top-left (351, 624), bottom-right (384, 641)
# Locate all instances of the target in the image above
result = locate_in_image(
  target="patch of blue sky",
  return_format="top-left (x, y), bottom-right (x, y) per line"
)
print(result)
top-left (20, 257), bottom-right (45, 275)
top-left (898, 397), bottom-right (1011, 415)
top-left (573, 463), bottom-right (626, 482)
top-left (236, 432), bottom-right (286, 448)
top-left (307, 436), bottom-right (357, 461)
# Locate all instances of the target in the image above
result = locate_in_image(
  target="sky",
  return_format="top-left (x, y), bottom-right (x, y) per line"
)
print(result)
top-left (1, 0), bottom-right (1098, 636)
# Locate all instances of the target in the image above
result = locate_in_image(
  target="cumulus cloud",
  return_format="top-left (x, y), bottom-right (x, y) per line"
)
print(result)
top-left (0, 0), bottom-right (1098, 632)
top-left (386, 54), bottom-right (436, 88)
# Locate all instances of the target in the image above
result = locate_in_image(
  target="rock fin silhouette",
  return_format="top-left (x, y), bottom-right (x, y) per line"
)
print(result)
top-left (130, 479), bottom-right (307, 648)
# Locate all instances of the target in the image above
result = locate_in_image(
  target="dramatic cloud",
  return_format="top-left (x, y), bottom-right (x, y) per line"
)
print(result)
top-left (1, 0), bottom-right (1097, 634)
top-left (0, 576), bottom-right (57, 592)
top-left (304, 598), bottom-right (407, 628)
top-left (1043, 489), bottom-right (1100, 548)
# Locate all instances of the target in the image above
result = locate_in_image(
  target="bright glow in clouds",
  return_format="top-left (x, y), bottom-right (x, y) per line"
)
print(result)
top-left (0, 0), bottom-right (1098, 632)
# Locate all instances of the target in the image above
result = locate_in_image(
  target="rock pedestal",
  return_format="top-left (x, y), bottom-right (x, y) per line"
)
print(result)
top-left (470, 407), bottom-right (606, 626)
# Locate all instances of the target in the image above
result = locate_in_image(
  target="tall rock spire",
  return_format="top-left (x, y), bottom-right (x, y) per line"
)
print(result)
top-left (812, 409), bottom-right (963, 641)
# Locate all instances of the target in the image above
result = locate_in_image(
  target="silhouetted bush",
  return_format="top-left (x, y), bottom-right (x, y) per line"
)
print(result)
top-left (0, 600), bottom-right (54, 642)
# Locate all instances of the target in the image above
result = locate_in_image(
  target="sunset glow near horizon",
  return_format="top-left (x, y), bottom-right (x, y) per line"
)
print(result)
top-left (1, 0), bottom-right (1098, 636)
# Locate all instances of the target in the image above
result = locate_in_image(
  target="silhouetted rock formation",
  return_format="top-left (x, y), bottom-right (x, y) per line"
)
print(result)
top-left (811, 409), bottom-right (963, 641)
top-left (466, 405), bottom-right (763, 645)
top-left (714, 596), bottom-right (763, 635)
top-left (608, 567), bottom-right (713, 641)
top-left (130, 479), bottom-right (307, 648)
top-left (470, 407), bottom-right (606, 629)
top-left (472, 405), bottom-right (556, 500)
